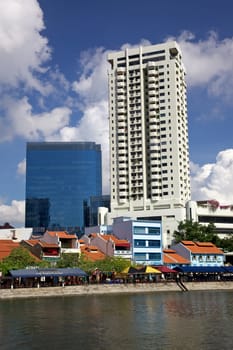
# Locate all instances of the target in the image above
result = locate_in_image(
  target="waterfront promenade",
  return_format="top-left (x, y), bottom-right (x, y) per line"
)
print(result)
top-left (1, 281), bottom-right (233, 299)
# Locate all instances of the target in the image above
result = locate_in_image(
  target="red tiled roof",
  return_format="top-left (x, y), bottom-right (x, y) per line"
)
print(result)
top-left (101, 234), bottom-right (130, 246)
top-left (0, 240), bottom-right (41, 261)
top-left (80, 244), bottom-right (106, 261)
top-left (47, 231), bottom-right (77, 239)
top-left (23, 239), bottom-right (59, 249)
top-left (38, 242), bottom-right (59, 248)
top-left (23, 239), bottom-right (40, 247)
top-left (181, 241), bottom-right (224, 254)
top-left (0, 240), bottom-right (20, 260)
top-left (163, 249), bottom-right (190, 265)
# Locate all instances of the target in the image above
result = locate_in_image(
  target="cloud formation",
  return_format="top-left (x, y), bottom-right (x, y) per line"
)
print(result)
top-left (0, 96), bottom-right (72, 142)
top-left (0, 200), bottom-right (25, 227)
top-left (191, 149), bottom-right (233, 204)
top-left (0, 0), bottom-right (51, 93)
top-left (175, 31), bottom-right (233, 101)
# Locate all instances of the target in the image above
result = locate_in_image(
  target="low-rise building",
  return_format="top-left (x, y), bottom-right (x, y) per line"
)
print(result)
top-left (112, 217), bottom-right (163, 265)
top-left (163, 248), bottom-right (190, 268)
top-left (21, 239), bottom-right (60, 262)
top-left (42, 231), bottom-right (80, 255)
top-left (0, 239), bottom-right (20, 260)
top-left (82, 233), bottom-right (131, 260)
top-left (186, 200), bottom-right (233, 238)
top-left (80, 244), bottom-right (106, 262)
top-left (171, 240), bottom-right (225, 267)
top-left (0, 227), bottom-right (33, 242)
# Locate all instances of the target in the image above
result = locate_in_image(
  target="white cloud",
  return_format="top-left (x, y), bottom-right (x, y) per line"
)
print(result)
top-left (0, 0), bottom-right (51, 93)
top-left (71, 48), bottom-right (110, 193)
top-left (191, 149), bottom-right (233, 204)
top-left (17, 158), bottom-right (26, 175)
top-left (0, 96), bottom-right (72, 142)
top-left (0, 200), bottom-right (25, 227)
top-left (173, 31), bottom-right (233, 101)
top-left (72, 47), bottom-right (109, 105)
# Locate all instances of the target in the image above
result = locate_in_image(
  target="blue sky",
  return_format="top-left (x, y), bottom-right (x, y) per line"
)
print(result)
top-left (0, 0), bottom-right (233, 226)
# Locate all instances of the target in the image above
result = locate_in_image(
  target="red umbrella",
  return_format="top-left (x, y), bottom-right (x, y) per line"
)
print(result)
top-left (155, 266), bottom-right (176, 273)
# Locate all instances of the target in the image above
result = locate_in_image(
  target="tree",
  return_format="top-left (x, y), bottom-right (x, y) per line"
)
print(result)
top-left (92, 256), bottom-right (130, 273)
top-left (56, 253), bottom-right (80, 268)
top-left (173, 220), bottom-right (218, 244)
top-left (0, 247), bottom-right (40, 275)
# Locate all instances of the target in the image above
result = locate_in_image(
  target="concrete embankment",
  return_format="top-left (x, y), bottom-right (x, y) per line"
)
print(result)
top-left (1, 281), bottom-right (233, 299)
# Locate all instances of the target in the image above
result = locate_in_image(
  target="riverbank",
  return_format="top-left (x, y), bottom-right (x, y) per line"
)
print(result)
top-left (1, 281), bottom-right (233, 299)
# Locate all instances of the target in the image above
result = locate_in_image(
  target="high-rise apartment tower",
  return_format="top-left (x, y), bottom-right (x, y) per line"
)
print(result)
top-left (107, 42), bottom-right (191, 246)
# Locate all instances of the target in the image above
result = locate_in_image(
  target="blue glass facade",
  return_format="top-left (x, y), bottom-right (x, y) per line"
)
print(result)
top-left (25, 142), bottom-right (102, 234)
top-left (87, 195), bottom-right (110, 227)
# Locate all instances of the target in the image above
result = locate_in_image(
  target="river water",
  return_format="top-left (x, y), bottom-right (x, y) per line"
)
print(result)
top-left (0, 290), bottom-right (233, 350)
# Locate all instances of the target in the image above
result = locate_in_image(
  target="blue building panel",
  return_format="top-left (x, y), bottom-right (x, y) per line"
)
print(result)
top-left (25, 142), bottom-right (102, 234)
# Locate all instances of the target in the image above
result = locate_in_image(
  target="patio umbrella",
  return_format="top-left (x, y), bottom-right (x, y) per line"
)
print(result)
top-left (155, 266), bottom-right (176, 273)
top-left (121, 266), bottom-right (139, 274)
top-left (142, 266), bottom-right (161, 274)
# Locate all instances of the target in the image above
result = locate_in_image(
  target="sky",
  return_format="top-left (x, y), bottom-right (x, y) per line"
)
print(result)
top-left (0, 0), bottom-right (233, 227)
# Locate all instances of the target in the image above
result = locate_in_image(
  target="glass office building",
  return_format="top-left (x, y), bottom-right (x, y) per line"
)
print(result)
top-left (86, 195), bottom-right (110, 227)
top-left (25, 142), bottom-right (102, 234)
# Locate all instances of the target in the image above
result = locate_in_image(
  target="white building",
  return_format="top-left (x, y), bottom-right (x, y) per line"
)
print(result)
top-left (171, 240), bottom-right (225, 267)
top-left (107, 41), bottom-right (190, 246)
top-left (186, 200), bottom-right (233, 239)
top-left (0, 227), bottom-right (33, 242)
top-left (112, 217), bottom-right (163, 266)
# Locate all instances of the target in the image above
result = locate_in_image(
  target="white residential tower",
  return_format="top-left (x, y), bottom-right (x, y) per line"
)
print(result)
top-left (107, 41), bottom-right (191, 246)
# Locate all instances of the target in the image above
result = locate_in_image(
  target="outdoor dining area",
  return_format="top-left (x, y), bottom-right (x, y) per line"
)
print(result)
top-left (119, 265), bottom-right (177, 283)
top-left (1, 267), bottom-right (88, 289)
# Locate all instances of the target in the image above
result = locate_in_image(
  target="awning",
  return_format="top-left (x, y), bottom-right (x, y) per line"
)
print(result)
top-left (10, 267), bottom-right (87, 278)
top-left (155, 265), bottom-right (177, 273)
top-left (121, 266), bottom-right (139, 274)
top-left (142, 266), bottom-right (161, 274)
top-left (121, 266), bottom-right (161, 274)
top-left (174, 266), bottom-right (226, 274)
top-left (223, 266), bottom-right (233, 273)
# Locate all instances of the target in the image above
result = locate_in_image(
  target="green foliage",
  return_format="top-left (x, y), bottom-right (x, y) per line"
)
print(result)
top-left (219, 236), bottom-right (233, 252)
top-left (173, 220), bottom-right (218, 243)
top-left (89, 256), bottom-right (130, 273)
top-left (0, 247), bottom-right (39, 275)
top-left (173, 220), bottom-right (233, 252)
top-left (55, 253), bottom-right (130, 274)
top-left (56, 253), bottom-right (80, 268)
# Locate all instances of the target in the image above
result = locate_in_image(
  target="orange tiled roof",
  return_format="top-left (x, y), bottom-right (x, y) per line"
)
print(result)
top-left (0, 240), bottom-right (20, 260)
top-left (38, 242), bottom-right (59, 248)
top-left (163, 249), bottom-right (190, 265)
top-left (100, 234), bottom-right (130, 246)
top-left (80, 243), bottom-right (106, 261)
top-left (181, 241), bottom-right (224, 254)
top-left (23, 239), bottom-right (40, 247)
top-left (47, 231), bottom-right (77, 239)
top-left (23, 239), bottom-right (59, 249)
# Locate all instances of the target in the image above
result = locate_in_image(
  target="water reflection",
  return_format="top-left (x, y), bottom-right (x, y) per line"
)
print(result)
top-left (0, 291), bottom-right (233, 350)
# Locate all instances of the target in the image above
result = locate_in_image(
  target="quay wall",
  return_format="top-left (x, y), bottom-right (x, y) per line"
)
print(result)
top-left (1, 281), bottom-right (233, 299)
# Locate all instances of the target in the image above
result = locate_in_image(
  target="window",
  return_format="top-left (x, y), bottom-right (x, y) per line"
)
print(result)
top-left (134, 226), bottom-right (146, 234)
top-left (134, 253), bottom-right (147, 261)
top-left (148, 227), bottom-right (160, 235)
top-left (148, 240), bottom-right (160, 247)
top-left (134, 239), bottom-right (146, 247)
top-left (149, 253), bottom-right (161, 261)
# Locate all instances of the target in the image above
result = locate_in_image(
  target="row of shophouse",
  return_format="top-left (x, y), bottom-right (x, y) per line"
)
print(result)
top-left (0, 216), bottom-right (231, 270)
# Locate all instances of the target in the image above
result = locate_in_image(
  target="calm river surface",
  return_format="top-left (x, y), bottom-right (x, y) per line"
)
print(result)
top-left (0, 290), bottom-right (233, 350)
